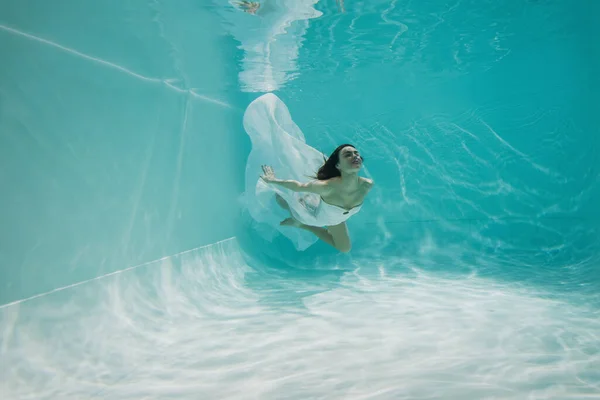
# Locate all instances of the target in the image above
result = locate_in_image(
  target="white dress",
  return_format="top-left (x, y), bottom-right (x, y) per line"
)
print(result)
top-left (241, 93), bottom-right (362, 250)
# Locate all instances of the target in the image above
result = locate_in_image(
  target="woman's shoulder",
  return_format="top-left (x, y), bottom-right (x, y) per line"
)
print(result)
top-left (322, 176), bottom-right (372, 190)
top-left (321, 176), bottom-right (342, 185)
top-left (360, 177), bottom-right (374, 189)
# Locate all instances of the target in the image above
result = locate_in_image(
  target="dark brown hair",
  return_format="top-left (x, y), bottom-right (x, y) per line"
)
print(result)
top-left (315, 144), bottom-right (361, 180)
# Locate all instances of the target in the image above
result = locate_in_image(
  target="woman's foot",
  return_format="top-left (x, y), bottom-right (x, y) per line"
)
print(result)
top-left (236, 1), bottom-right (260, 14)
top-left (280, 217), bottom-right (301, 227)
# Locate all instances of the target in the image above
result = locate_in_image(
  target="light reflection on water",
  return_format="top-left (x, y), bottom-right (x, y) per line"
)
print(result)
top-left (2, 238), bottom-right (599, 399)
top-left (219, 0), bottom-right (581, 91)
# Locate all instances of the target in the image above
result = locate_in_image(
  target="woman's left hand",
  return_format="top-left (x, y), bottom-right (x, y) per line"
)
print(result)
top-left (260, 165), bottom-right (277, 183)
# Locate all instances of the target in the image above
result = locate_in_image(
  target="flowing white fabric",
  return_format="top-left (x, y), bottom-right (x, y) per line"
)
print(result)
top-left (241, 93), bottom-right (353, 250)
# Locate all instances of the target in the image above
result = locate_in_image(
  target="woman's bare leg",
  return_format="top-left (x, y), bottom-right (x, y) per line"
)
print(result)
top-left (280, 217), bottom-right (336, 247)
top-left (275, 194), bottom-right (290, 211)
top-left (275, 194), bottom-right (351, 252)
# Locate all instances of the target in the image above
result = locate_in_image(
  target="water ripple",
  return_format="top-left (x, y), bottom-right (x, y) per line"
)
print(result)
top-left (2, 238), bottom-right (599, 399)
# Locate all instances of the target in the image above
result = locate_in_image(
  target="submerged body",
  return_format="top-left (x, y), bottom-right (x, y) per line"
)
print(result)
top-left (242, 93), bottom-right (373, 252)
top-left (261, 144), bottom-right (373, 252)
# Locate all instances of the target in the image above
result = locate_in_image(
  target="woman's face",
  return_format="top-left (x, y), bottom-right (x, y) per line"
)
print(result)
top-left (337, 146), bottom-right (363, 172)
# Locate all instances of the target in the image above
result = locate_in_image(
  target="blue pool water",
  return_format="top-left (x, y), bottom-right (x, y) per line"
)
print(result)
top-left (1, 0), bottom-right (599, 398)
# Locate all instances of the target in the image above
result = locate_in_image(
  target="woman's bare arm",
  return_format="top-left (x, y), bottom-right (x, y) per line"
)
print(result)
top-left (260, 165), bottom-right (330, 194)
top-left (269, 179), bottom-right (330, 194)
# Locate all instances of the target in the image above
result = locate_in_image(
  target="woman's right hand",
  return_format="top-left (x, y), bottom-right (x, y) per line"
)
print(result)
top-left (260, 165), bottom-right (277, 183)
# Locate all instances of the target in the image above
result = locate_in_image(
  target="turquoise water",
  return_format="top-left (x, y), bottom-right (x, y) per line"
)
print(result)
top-left (1, 0), bottom-right (599, 398)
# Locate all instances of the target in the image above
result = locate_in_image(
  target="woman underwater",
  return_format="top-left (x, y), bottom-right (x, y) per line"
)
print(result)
top-left (242, 93), bottom-right (373, 252)
top-left (260, 144), bottom-right (373, 252)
